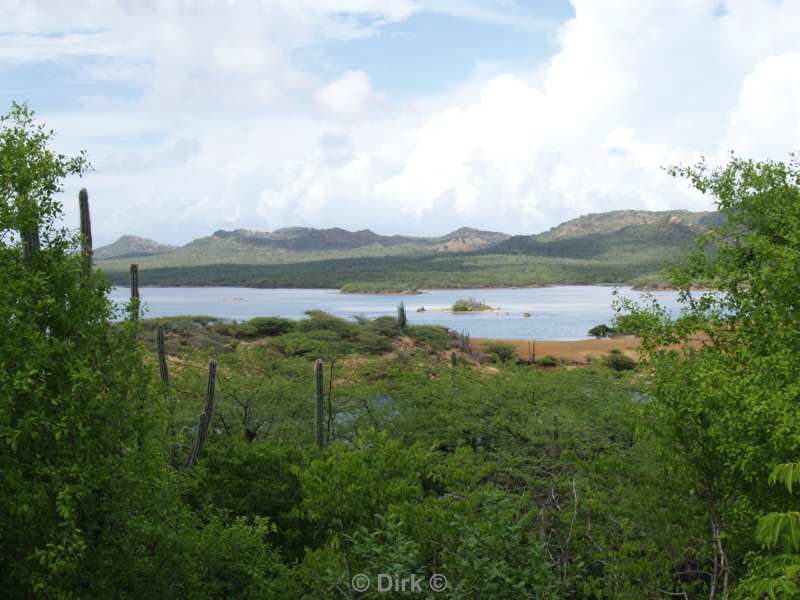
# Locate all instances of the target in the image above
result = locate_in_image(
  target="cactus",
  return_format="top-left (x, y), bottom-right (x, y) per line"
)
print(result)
top-left (129, 264), bottom-right (139, 320)
top-left (451, 351), bottom-right (457, 368)
top-left (78, 188), bottom-right (93, 276)
top-left (397, 301), bottom-right (407, 329)
top-left (326, 360), bottom-right (335, 444)
top-left (187, 359), bottom-right (217, 467)
top-left (459, 330), bottom-right (472, 355)
top-left (314, 359), bottom-right (324, 448)
top-left (22, 228), bottom-right (40, 261)
top-left (156, 326), bottom-right (179, 467)
top-left (156, 326), bottom-right (169, 385)
top-left (527, 340), bottom-right (536, 364)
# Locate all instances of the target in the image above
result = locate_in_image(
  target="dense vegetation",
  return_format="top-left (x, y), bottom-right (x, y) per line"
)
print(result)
top-left (99, 250), bottom-right (673, 290)
top-left (95, 209), bottom-right (717, 291)
top-left (4, 104), bottom-right (800, 597)
top-left (451, 297), bottom-right (492, 312)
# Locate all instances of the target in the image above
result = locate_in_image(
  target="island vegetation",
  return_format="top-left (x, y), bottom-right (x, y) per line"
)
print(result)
top-left (451, 297), bottom-right (493, 312)
top-left (4, 104), bottom-right (800, 598)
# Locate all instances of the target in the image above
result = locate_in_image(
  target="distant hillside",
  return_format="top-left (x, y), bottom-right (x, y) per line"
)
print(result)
top-left (98, 209), bottom-right (724, 289)
top-left (206, 226), bottom-right (508, 252)
top-left (94, 235), bottom-right (176, 260)
top-left (95, 226), bottom-right (510, 270)
top-left (535, 209), bottom-right (723, 242)
top-left (492, 221), bottom-right (703, 260)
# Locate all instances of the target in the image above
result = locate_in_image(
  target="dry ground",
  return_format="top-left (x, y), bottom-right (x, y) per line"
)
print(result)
top-left (473, 335), bottom-right (642, 363)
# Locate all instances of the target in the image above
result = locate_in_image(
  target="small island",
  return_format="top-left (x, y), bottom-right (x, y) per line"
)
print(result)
top-left (451, 297), bottom-right (494, 312)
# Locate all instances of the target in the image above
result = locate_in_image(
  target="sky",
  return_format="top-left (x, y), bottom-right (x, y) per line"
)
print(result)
top-left (2, 0), bottom-right (800, 246)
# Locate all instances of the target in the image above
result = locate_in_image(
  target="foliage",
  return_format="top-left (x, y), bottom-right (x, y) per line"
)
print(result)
top-left (587, 323), bottom-right (615, 338)
top-left (537, 355), bottom-right (559, 367)
top-left (483, 341), bottom-right (517, 363)
top-left (604, 349), bottom-right (636, 371)
top-left (615, 154), bottom-right (800, 598)
top-left (0, 104), bottom-right (280, 598)
top-left (235, 316), bottom-right (296, 338)
top-left (0, 102), bottom-right (89, 242)
top-left (452, 297), bottom-right (491, 312)
top-left (406, 324), bottom-right (450, 352)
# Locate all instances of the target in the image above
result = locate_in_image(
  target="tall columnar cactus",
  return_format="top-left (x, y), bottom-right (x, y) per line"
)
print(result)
top-left (22, 228), bottom-right (40, 262)
top-left (156, 326), bottom-right (169, 385)
top-left (451, 351), bottom-right (457, 368)
top-left (187, 359), bottom-right (217, 467)
top-left (527, 340), bottom-right (536, 364)
top-left (397, 301), bottom-right (407, 329)
top-left (314, 359), bottom-right (324, 448)
top-left (156, 326), bottom-right (179, 466)
top-left (78, 188), bottom-right (92, 276)
top-left (129, 263), bottom-right (139, 320)
top-left (459, 330), bottom-right (472, 355)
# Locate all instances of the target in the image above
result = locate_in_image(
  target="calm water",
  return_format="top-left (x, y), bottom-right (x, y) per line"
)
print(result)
top-left (108, 286), bottom-right (685, 341)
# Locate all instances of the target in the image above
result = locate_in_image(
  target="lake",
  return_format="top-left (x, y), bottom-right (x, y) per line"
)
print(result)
top-left (108, 286), bottom-right (685, 341)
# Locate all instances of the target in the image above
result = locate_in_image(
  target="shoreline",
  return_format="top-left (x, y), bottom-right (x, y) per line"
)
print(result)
top-left (116, 282), bottom-right (633, 292)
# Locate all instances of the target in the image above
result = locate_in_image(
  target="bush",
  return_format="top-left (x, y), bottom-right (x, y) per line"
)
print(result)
top-left (354, 331), bottom-right (395, 355)
top-left (407, 325), bottom-right (450, 352)
top-left (364, 316), bottom-right (402, 338)
top-left (297, 310), bottom-right (356, 338)
top-left (588, 324), bottom-right (616, 338)
top-left (484, 341), bottom-right (516, 363)
top-left (452, 297), bottom-right (491, 312)
top-left (537, 355), bottom-right (560, 367)
top-left (604, 350), bottom-right (636, 371)
top-left (187, 440), bottom-right (316, 560)
top-left (272, 332), bottom-right (347, 358)
top-left (236, 316), bottom-right (295, 338)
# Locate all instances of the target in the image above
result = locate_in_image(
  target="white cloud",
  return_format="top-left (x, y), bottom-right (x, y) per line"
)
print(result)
top-left (723, 50), bottom-right (800, 158)
top-left (3, 1), bottom-right (800, 245)
top-left (315, 70), bottom-right (382, 120)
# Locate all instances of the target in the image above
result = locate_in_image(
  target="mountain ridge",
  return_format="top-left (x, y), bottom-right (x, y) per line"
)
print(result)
top-left (95, 210), bottom-right (723, 288)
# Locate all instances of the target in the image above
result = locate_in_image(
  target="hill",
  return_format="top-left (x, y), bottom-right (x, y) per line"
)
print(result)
top-left (97, 210), bottom-right (722, 289)
top-left (95, 226), bottom-right (510, 271)
top-left (534, 209), bottom-right (723, 241)
top-left (94, 235), bottom-right (176, 260)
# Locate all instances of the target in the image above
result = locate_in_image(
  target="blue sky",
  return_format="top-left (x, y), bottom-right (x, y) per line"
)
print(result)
top-left (1, 1), bottom-right (799, 246)
top-left (316, 6), bottom-right (573, 97)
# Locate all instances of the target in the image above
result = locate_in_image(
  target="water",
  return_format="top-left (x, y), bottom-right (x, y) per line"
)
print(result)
top-left (108, 286), bottom-right (686, 341)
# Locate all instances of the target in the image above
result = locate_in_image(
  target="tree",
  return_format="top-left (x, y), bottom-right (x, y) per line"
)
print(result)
top-left (616, 154), bottom-right (800, 597)
top-left (587, 324), bottom-right (614, 338)
top-left (0, 103), bottom-right (282, 597)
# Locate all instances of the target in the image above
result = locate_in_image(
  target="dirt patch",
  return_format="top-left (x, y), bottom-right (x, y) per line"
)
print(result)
top-left (395, 335), bottom-right (416, 354)
top-left (473, 334), bottom-right (710, 363)
top-left (473, 336), bottom-right (643, 362)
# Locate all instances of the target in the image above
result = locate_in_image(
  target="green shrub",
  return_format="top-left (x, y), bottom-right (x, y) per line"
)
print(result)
top-left (407, 325), bottom-right (450, 352)
top-left (236, 316), bottom-right (295, 338)
top-left (364, 316), bottom-right (402, 338)
top-left (588, 324), bottom-right (616, 338)
top-left (272, 332), bottom-right (348, 358)
top-left (452, 297), bottom-right (492, 312)
top-left (484, 341), bottom-right (517, 363)
top-left (537, 355), bottom-right (559, 367)
top-left (604, 350), bottom-right (636, 371)
top-left (187, 440), bottom-right (316, 560)
top-left (354, 331), bottom-right (395, 355)
top-left (297, 310), bottom-right (357, 338)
